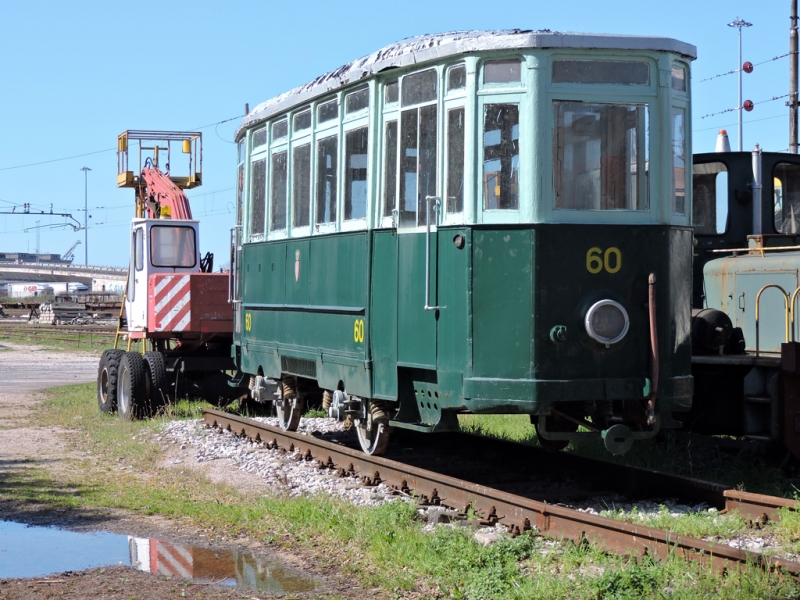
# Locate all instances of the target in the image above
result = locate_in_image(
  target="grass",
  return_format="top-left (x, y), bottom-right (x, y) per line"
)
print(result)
top-left (0, 326), bottom-right (112, 353)
top-left (0, 381), bottom-right (793, 598)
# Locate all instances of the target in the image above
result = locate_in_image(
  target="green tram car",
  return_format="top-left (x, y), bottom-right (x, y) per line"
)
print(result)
top-left (229, 30), bottom-right (696, 455)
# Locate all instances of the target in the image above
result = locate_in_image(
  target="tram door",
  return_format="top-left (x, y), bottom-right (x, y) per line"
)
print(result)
top-left (396, 104), bottom-right (438, 370)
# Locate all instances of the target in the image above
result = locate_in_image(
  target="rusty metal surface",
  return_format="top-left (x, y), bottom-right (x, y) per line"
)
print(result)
top-left (203, 409), bottom-right (800, 574)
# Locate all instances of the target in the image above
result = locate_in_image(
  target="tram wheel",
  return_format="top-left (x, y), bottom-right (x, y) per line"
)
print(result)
top-left (276, 377), bottom-right (304, 431)
top-left (97, 349), bottom-right (124, 414)
top-left (355, 400), bottom-right (392, 456)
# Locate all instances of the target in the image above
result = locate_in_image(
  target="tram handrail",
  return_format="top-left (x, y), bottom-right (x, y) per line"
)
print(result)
top-left (424, 196), bottom-right (440, 312)
top-left (755, 284), bottom-right (790, 356)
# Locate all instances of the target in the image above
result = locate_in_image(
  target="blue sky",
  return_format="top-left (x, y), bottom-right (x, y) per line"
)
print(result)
top-left (0, 1), bottom-right (794, 267)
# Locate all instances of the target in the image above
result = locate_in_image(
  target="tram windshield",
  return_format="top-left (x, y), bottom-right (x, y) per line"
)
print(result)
top-left (554, 102), bottom-right (649, 211)
top-left (774, 162), bottom-right (800, 233)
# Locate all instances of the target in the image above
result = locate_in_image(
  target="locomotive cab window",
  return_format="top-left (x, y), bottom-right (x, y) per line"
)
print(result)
top-left (554, 102), bottom-right (649, 211)
top-left (150, 226), bottom-right (197, 268)
top-left (774, 162), bottom-right (800, 233)
top-left (692, 162), bottom-right (728, 234)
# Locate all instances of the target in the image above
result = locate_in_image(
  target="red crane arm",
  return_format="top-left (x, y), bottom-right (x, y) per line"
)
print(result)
top-left (141, 167), bottom-right (193, 220)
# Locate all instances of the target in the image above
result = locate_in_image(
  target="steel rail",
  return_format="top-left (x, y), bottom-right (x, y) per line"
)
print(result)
top-left (203, 409), bottom-right (800, 575)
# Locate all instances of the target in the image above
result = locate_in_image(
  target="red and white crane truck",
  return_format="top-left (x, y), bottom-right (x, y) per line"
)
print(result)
top-left (96, 131), bottom-right (247, 419)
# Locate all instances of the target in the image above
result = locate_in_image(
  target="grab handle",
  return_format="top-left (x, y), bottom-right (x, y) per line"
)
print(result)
top-left (424, 195), bottom-right (440, 311)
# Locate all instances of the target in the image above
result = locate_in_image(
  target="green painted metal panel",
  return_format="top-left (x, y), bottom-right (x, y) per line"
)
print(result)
top-left (370, 230), bottom-right (398, 399)
top-left (436, 228), bottom-right (470, 382)
top-left (472, 228), bottom-right (533, 380)
top-left (704, 253), bottom-right (800, 354)
top-left (397, 232), bottom-right (437, 368)
top-left (284, 239), bottom-right (309, 307)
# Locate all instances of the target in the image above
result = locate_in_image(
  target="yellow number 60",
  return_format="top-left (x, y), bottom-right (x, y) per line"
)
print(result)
top-left (586, 247), bottom-right (622, 274)
top-left (245, 313), bottom-right (252, 331)
top-left (353, 319), bottom-right (365, 343)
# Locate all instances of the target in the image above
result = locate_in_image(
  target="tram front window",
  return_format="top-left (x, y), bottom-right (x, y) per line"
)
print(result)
top-left (554, 102), bottom-right (649, 211)
top-left (774, 163), bottom-right (800, 233)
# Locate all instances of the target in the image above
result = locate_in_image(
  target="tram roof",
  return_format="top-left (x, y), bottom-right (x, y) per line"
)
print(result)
top-left (236, 29), bottom-right (696, 139)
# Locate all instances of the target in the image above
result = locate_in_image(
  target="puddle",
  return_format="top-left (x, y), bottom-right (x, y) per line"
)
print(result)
top-left (0, 521), bottom-right (317, 593)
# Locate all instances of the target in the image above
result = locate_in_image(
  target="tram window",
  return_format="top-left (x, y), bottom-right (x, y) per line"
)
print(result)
top-left (270, 151), bottom-right (288, 231)
top-left (316, 135), bottom-right (338, 224)
top-left (484, 59), bottom-right (521, 84)
top-left (554, 102), bottom-right (649, 211)
top-left (672, 107), bottom-right (686, 215)
top-left (292, 144), bottom-right (311, 228)
top-left (294, 110), bottom-right (311, 132)
top-left (383, 121), bottom-right (398, 217)
top-left (150, 226), bottom-right (197, 268)
top-left (345, 127), bottom-right (369, 220)
top-left (447, 108), bottom-right (465, 214)
top-left (272, 119), bottom-right (288, 140)
top-left (774, 163), bottom-right (800, 232)
top-left (385, 81), bottom-right (399, 104)
top-left (552, 60), bottom-right (649, 85)
top-left (448, 65), bottom-right (466, 91)
top-left (318, 99), bottom-right (339, 124)
top-left (250, 158), bottom-right (266, 236)
top-left (238, 139), bottom-right (245, 163)
top-left (346, 88), bottom-right (369, 114)
top-left (402, 69), bottom-right (437, 107)
top-left (253, 127), bottom-right (267, 148)
top-left (237, 163), bottom-right (244, 224)
top-left (672, 65), bottom-right (686, 92)
top-left (692, 162), bottom-right (728, 234)
top-left (483, 104), bottom-right (519, 210)
top-left (399, 105), bottom-right (437, 226)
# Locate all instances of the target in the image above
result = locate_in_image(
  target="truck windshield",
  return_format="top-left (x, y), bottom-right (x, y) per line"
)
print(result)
top-left (774, 162), bottom-right (800, 233)
top-left (150, 226), bottom-right (196, 268)
top-left (554, 102), bottom-right (649, 211)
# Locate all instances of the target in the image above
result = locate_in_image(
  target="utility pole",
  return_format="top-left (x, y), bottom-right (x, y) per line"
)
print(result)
top-left (35, 220), bottom-right (40, 265)
top-left (792, 0), bottom-right (799, 153)
top-left (729, 17), bottom-right (753, 151)
top-left (80, 166), bottom-right (91, 265)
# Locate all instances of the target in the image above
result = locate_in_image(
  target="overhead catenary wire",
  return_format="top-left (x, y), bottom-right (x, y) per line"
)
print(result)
top-left (0, 114), bottom-right (244, 173)
top-left (698, 94), bottom-right (790, 120)
top-left (694, 51), bottom-right (797, 84)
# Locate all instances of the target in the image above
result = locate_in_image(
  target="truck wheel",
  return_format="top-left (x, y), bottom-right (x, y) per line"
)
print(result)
top-left (118, 352), bottom-right (150, 421)
top-left (97, 349), bottom-right (125, 414)
top-left (143, 351), bottom-right (169, 412)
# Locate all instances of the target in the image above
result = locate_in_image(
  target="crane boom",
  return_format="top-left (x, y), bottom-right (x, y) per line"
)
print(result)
top-left (140, 167), bottom-right (193, 220)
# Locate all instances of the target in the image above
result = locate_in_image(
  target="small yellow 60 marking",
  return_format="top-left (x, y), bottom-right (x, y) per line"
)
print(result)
top-left (353, 319), bottom-right (365, 343)
top-left (245, 313), bottom-right (252, 331)
top-left (586, 247), bottom-right (622, 274)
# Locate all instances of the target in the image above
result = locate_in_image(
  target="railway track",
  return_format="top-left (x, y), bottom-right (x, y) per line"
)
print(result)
top-left (203, 408), bottom-right (800, 575)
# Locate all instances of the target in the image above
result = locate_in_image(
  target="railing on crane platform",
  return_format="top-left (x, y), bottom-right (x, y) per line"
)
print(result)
top-left (117, 130), bottom-right (202, 191)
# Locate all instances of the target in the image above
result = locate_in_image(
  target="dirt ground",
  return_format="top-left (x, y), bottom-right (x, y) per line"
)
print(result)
top-left (0, 343), bottom-right (378, 599)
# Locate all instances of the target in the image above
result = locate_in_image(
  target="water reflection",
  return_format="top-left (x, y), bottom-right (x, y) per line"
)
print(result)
top-left (0, 521), bottom-right (316, 593)
top-left (128, 536), bottom-right (316, 593)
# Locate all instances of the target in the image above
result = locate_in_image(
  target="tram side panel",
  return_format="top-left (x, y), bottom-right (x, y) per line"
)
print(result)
top-left (239, 233), bottom-right (371, 397)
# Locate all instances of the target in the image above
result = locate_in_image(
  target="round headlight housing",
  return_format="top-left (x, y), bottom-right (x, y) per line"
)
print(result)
top-left (585, 300), bottom-right (629, 345)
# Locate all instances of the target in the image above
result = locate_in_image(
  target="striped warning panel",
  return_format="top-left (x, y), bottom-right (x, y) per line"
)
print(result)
top-left (151, 539), bottom-right (194, 579)
top-left (153, 275), bottom-right (192, 332)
